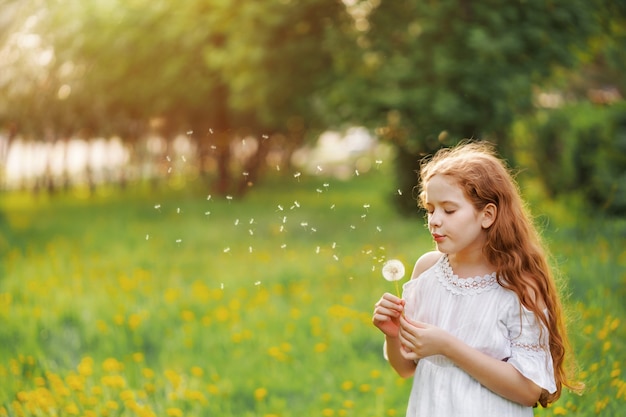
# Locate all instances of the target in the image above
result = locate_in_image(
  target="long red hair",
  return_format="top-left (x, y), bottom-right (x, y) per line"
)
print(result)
top-left (418, 141), bottom-right (582, 406)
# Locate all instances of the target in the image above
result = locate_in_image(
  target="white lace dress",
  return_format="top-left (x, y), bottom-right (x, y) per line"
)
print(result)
top-left (400, 254), bottom-right (557, 417)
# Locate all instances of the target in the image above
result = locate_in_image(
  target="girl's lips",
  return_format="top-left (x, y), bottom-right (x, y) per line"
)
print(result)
top-left (432, 233), bottom-right (445, 243)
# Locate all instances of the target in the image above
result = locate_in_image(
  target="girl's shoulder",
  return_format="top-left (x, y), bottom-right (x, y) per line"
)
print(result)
top-left (410, 251), bottom-right (444, 279)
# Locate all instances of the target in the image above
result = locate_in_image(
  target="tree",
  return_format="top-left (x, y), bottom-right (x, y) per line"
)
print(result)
top-left (326, 0), bottom-right (600, 213)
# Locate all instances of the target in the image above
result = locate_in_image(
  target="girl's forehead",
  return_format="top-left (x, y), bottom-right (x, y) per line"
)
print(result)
top-left (424, 175), bottom-right (467, 202)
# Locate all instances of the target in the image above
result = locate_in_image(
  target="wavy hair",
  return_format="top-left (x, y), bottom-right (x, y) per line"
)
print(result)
top-left (417, 141), bottom-right (582, 407)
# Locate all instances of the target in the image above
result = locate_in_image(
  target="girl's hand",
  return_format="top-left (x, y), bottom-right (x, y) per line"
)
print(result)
top-left (372, 293), bottom-right (405, 338)
top-left (398, 315), bottom-right (451, 360)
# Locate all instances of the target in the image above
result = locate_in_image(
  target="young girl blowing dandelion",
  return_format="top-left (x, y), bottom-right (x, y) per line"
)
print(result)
top-left (372, 141), bottom-right (581, 416)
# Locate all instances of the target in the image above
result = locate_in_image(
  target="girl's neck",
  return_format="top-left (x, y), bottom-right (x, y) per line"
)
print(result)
top-left (447, 251), bottom-right (494, 279)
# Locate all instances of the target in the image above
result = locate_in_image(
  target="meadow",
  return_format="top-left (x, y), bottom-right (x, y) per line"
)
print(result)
top-left (0, 168), bottom-right (624, 417)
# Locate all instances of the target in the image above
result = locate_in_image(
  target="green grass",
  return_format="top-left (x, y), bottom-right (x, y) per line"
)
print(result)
top-left (0, 170), bottom-right (624, 416)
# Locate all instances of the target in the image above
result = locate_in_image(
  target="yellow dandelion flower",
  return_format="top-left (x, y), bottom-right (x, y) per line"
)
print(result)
top-left (611, 369), bottom-right (621, 378)
top-left (603, 341), bottom-right (612, 352)
top-left (206, 384), bottom-right (220, 395)
top-left (191, 366), bottom-right (203, 377)
top-left (181, 310), bottom-right (195, 322)
top-left (132, 352), bottom-right (144, 363)
top-left (553, 406), bottom-right (567, 415)
top-left (322, 408), bottom-right (334, 417)
top-left (610, 318), bottom-right (620, 330)
top-left (340, 381), bottom-right (353, 391)
top-left (166, 408), bottom-right (183, 417)
top-left (582, 325), bottom-right (593, 335)
top-left (386, 409), bottom-right (397, 416)
top-left (320, 393), bottom-right (332, 402)
top-left (343, 400), bottom-right (354, 409)
top-left (370, 369), bottom-right (381, 379)
top-left (314, 342), bottom-right (327, 353)
top-left (102, 358), bottom-right (124, 373)
top-left (142, 368), bottom-right (155, 379)
top-left (254, 387), bottom-right (268, 401)
top-left (106, 400), bottom-right (119, 410)
top-left (359, 384), bottom-right (371, 392)
top-left (376, 386), bottom-right (385, 395)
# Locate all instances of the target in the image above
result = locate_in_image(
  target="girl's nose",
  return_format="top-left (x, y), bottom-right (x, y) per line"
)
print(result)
top-left (428, 212), bottom-right (441, 228)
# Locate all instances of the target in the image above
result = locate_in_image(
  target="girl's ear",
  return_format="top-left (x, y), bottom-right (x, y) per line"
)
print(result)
top-left (481, 203), bottom-right (497, 229)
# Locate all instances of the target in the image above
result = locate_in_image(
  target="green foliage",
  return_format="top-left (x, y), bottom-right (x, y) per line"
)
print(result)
top-left (0, 172), bottom-right (625, 416)
top-left (514, 102), bottom-right (626, 215)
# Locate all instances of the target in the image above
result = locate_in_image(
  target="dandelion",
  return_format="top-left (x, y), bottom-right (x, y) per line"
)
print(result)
top-left (382, 259), bottom-right (406, 297)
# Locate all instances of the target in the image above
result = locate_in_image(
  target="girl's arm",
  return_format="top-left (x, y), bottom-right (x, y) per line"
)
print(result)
top-left (399, 317), bottom-right (543, 406)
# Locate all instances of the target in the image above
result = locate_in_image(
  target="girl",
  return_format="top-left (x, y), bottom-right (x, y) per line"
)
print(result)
top-left (373, 141), bottom-right (580, 416)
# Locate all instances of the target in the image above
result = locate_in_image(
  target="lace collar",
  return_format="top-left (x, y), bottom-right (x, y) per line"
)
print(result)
top-left (438, 254), bottom-right (500, 295)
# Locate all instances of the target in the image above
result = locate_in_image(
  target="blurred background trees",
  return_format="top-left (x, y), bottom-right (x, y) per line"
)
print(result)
top-left (0, 0), bottom-right (624, 214)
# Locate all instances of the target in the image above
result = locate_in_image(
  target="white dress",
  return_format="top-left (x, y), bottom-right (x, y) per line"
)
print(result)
top-left (400, 254), bottom-right (557, 417)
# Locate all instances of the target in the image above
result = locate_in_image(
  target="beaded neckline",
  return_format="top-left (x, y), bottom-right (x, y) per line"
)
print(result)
top-left (438, 254), bottom-right (499, 295)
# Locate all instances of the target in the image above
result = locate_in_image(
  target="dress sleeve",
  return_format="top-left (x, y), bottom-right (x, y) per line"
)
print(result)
top-left (505, 302), bottom-right (557, 394)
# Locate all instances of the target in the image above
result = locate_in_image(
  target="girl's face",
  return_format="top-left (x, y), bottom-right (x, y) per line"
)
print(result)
top-left (423, 174), bottom-right (490, 257)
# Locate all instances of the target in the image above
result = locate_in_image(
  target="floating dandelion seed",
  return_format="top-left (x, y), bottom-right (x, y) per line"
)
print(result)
top-left (249, 229), bottom-right (254, 236)
top-left (254, 281), bottom-right (261, 286)
top-left (226, 195), bottom-right (233, 201)
top-left (210, 145), bottom-right (217, 150)
top-left (281, 244), bottom-right (287, 249)
top-left (207, 195), bottom-right (212, 201)
top-left (282, 216), bottom-right (287, 224)
top-left (187, 130), bottom-right (193, 135)
top-left (242, 171), bottom-right (249, 177)
top-left (332, 242), bottom-right (337, 249)
top-left (205, 211), bottom-right (211, 216)
top-left (355, 169), bottom-right (360, 176)
top-left (249, 246), bottom-right (253, 253)
top-left (375, 159), bottom-right (383, 167)
top-left (234, 219), bottom-right (239, 226)
top-left (323, 183), bottom-right (330, 188)
top-left (397, 189), bottom-right (403, 195)
top-left (311, 227), bottom-right (317, 233)
top-left (280, 225), bottom-right (285, 232)
top-left (316, 246), bottom-right (320, 254)
top-left (223, 247), bottom-right (231, 253)
top-left (376, 226), bottom-right (382, 232)
top-left (220, 283), bottom-right (224, 290)
top-left (317, 165), bottom-right (323, 172)
top-left (167, 167), bottom-right (172, 173)
top-left (361, 214), bottom-right (367, 219)
top-left (371, 265), bottom-right (376, 272)
top-left (363, 204), bottom-right (370, 210)
top-left (333, 254), bottom-right (339, 261)
top-left (300, 222), bottom-right (308, 230)
top-left (177, 208), bottom-right (181, 214)
top-left (166, 156), bottom-right (171, 162)
top-left (350, 225), bottom-right (356, 230)
top-left (277, 205), bottom-right (283, 211)
top-left (209, 128), bottom-right (214, 134)
top-left (146, 234), bottom-right (150, 240)
top-left (176, 239), bottom-right (182, 244)
top-left (316, 189), bottom-right (323, 194)
top-left (262, 134), bottom-right (269, 139)
top-left (330, 204), bottom-right (335, 210)
top-left (181, 155), bottom-right (186, 162)
top-left (249, 218), bottom-right (255, 224)
top-left (154, 204), bottom-right (161, 210)
top-left (382, 259), bottom-right (406, 297)
top-left (293, 172), bottom-right (301, 180)
top-left (294, 201), bottom-right (300, 208)
top-left (276, 165), bottom-right (280, 171)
